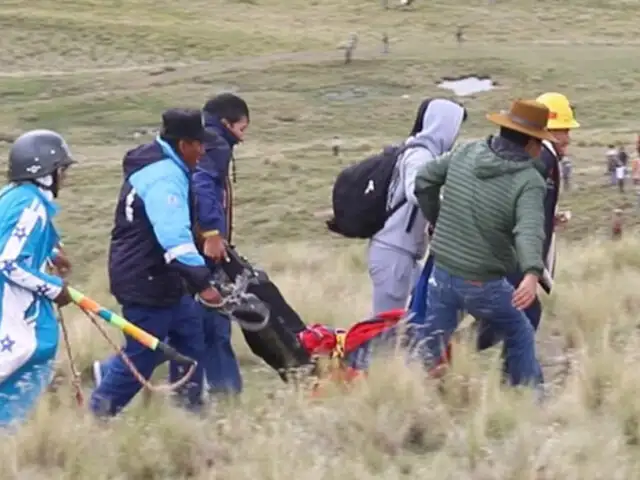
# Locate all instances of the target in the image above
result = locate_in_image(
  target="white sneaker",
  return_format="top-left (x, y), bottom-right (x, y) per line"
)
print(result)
top-left (92, 360), bottom-right (103, 387)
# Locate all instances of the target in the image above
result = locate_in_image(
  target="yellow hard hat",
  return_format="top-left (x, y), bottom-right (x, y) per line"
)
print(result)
top-left (535, 92), bottom-right (580, 129)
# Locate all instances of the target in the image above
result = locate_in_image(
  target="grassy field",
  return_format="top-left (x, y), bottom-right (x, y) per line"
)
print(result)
top-left (1, 0), bottom-right (640, 477)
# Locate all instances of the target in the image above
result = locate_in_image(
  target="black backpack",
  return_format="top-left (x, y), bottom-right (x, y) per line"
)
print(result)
top-left (326, 143), bottom-right (424, 238)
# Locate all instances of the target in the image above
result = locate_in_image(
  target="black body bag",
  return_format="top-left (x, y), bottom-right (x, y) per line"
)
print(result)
top-left (219, 246), bottom-right (313, 381)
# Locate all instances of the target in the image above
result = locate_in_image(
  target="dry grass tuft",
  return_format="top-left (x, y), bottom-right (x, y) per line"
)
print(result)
top-left (2, 239), bottom-right (640, 478)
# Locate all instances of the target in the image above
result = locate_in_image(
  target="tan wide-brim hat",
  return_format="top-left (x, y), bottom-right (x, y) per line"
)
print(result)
top-left (486, 99), bottom-right (557, 142)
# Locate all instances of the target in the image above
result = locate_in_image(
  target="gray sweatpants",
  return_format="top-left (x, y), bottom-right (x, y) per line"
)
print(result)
top-left (367, 242), bottom-right (421, 315)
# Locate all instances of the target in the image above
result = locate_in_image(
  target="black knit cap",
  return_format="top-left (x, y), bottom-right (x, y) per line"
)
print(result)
top-left (161, 108), bottom-right (212, 142)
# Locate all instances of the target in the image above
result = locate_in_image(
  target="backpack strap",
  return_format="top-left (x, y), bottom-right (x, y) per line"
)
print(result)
top-left (385, 197), bottom-right (407, 219)
top-left (386, 141), bottom-right (431, 233)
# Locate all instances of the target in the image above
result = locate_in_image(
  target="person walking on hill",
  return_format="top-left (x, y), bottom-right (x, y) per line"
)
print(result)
top-left (606, 145), bottom-right (618, 186)
top-left (616, 156), bottom-right (626, 193)
top-left (618, 145), bottom-right (628, 168)
top-left (617, 146), bottom-right (628, 193)
top-left (631, 156), bottom-right (640, 186)
top-left (414, 99), bottom-right (552, 387)
top-left (192, 93), bottom-right (250, 396)
top-left (90, 109), bottom-right (222, 417)
top-left (368, 98), bottom-right (466, 315)
top-left (0, 130), bottom-right (76, 426)
top-left (475, 92), bottom-right (579, 356)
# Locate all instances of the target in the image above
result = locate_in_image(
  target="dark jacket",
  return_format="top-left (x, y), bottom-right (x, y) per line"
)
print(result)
top-left (108, 137), bottom-right (211, 307)
top-left (539, 142), bottom-right (560, 261)
top-left (619, 150), bottom-right (629, 167)
top-left (192, 113), bottom-right (237, 243)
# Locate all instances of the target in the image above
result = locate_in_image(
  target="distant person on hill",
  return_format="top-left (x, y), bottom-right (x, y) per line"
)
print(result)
top-left (475, 92), bottom-right (578, 361)
top-left (616, 156), bottom-right (626, 193)
top-left (619, 145), bottom-right (628, 167)
top-left (632, 156), bottom-right (640, 185)
top-left (606, 144), bottom-right (618, 186)
top-left (612, 209), bottom-right (623, 240)
top-left (368, 98), bottom-right (466, 315)
top-left (332, 135), bottom-right (341, 156)
top-left (192, 93), bottom-right (250, 396)
top-left (343, 33), bottom-right (358, 64)
top-left (617, 145), bottom-right (628, 193)
top-left (0, 130), bottom-right (76, 427)
top-left (413, 99), bottom-right (552, 387)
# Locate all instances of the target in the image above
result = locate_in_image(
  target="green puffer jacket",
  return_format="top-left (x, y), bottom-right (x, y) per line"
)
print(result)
top-left (414, 135), bottom-right (547, 281)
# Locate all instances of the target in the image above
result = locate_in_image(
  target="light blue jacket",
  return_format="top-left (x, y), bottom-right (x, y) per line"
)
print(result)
top-left (108, 136), bottom-right (211, 306)
top-left (0, 182), bottom-right (63, 426)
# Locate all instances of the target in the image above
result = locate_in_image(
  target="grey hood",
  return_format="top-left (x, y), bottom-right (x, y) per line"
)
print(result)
top-left (406, 98), bottom-right (466, 158)
top-left (371, 99), bottom-right (465, 259)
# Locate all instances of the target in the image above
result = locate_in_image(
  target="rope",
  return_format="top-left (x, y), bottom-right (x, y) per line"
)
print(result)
top-left (78, 307), bottom-right (197, 393)
top-left (57, 306), bottom-right (84, 407)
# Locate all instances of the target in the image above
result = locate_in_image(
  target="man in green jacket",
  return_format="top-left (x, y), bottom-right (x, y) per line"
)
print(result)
top-left (413, 99), bottom-right (554, 388)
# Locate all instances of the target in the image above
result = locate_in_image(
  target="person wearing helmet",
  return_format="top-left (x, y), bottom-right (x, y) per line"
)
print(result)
top-left (0, 129), bottom-right (76, 427)
top-left (477, 92), bottom-right (579, 356)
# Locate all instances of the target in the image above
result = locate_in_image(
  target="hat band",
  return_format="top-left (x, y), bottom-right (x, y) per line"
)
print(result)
top-left (160, 128), bottom-right (201, 141)
top-left (502, 111), bottom-right (545, 131)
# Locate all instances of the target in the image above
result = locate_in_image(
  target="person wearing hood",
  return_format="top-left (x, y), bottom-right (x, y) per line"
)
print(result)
top-left (368, 98), bottom-right (466, 315)
top-left (90, 109), bottom-right (221, 417)
top-left (192, 93), bottom-right (250, 396)
top-left (0, 130), bottom-right (76, 427)
top-left (413, 99), bottom-right (550, 388)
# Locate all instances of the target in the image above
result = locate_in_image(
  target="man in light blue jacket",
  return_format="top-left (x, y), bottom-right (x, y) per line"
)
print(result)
top-left (90, 109), bottom-right (221, 417)
top-left (0, 130), bottom-right (76, 427)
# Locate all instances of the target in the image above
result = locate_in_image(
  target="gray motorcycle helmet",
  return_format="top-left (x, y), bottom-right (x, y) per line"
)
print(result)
top-left (8, 129), bottom-right (76, 182)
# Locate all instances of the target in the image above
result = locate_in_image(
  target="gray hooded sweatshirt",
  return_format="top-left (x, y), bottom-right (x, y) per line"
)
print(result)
top-left (371, 99), bottom-right (465, 259)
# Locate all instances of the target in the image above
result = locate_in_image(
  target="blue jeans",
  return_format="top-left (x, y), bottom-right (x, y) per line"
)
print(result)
top-left (422, 266), bottom-right (542, 387)
top-left (89, 296), bottom-right (205, 417)
top-left (201, 309), bottom-right (242, 395)
top-left (476, 270), bottom-right (542, 349)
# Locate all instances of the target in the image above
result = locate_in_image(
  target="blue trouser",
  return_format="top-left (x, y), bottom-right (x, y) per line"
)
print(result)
top-left (422, 266), bottom-right (542, 387)
top-left (89, 295), bottom-right (205, 417)
top-left (0, 358), bottom-right (55, 428)
top-left (201, 308), bottom-right (242, 395)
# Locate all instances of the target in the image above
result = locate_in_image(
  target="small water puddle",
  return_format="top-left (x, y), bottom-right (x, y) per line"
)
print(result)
top-left (437, 76), bottom-right (496, 96)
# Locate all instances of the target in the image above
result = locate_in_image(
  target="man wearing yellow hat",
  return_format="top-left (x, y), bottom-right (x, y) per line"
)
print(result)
top-left (535, 92), bottom-right (579, 293)
top-left (476, 93), bottom-right (579, 356)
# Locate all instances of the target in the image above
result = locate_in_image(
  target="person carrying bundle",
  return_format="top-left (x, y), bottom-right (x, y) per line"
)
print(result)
top-left (192, 93), bottom-right (250, 395)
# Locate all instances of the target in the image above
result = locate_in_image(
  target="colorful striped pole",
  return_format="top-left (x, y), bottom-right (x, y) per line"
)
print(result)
top-left (67, 287), bottom-right (195, 365)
